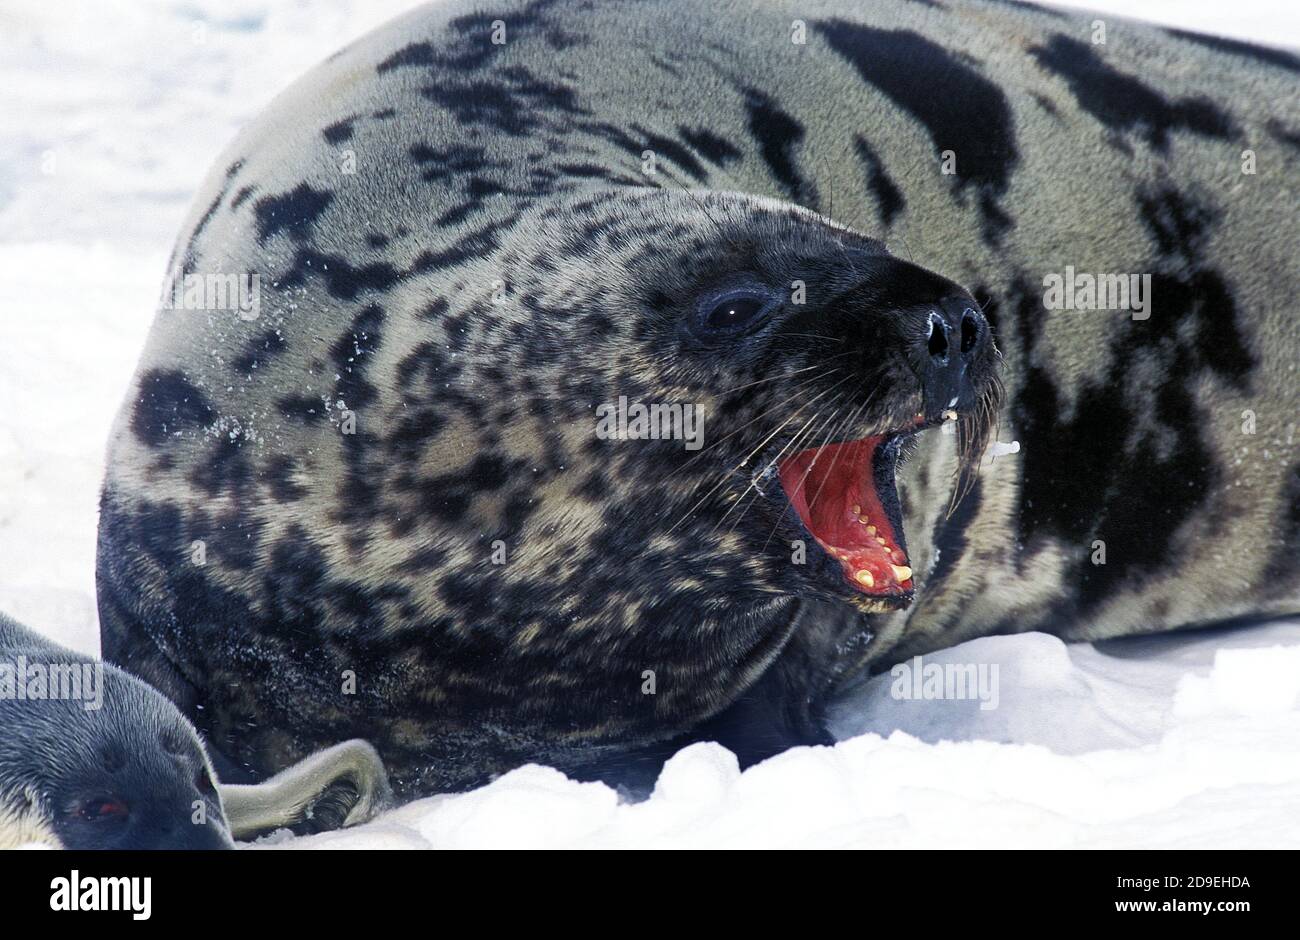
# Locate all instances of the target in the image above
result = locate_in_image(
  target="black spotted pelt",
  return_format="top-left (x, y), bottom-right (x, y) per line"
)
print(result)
top-left (98, 0), bottom-right (1299, 795)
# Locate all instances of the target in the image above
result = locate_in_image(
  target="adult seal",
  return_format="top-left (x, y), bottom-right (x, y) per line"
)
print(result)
top-left (98, 0), bottom-right (1300, 797)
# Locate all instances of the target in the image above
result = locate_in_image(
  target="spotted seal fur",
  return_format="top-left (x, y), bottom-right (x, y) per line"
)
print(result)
top-left (97, 0), bottom-right (1299, 797)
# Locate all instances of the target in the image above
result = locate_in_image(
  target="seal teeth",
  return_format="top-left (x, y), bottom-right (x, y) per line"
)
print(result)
top-left (891, 564), bottom-right (913, 582)
top-left (854, 570), bottom-right (875, 587)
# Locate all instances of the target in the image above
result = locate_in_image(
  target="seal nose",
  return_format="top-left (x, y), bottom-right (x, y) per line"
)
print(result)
top-left (913, 296), bottom-right (988, 418)
top-left (957, 304), bottom-right (986, 359)
top-left (925, 300), bottom-right (985, 367)
top-left (925, 311), bottom-right (950, 363)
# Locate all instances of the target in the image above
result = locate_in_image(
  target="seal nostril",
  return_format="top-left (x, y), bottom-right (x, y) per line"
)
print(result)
top-left (927, 313), bottom-right (948, 360)
top-left (960, 308), bottom-right (980, 355)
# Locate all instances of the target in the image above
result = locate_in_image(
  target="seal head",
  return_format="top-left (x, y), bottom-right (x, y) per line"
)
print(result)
top-left (96, 184), bottom-right (1002, 793)
top-left (0, 615), bottom-right (233, 849)
top-left (601, 189), bottom-right (1002, 617)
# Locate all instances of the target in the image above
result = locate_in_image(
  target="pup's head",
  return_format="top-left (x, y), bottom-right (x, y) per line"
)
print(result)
top-left (0, 637), bottom-right (233, 850)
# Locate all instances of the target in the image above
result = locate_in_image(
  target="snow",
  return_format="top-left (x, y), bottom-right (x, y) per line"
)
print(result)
top-left (263, 622), bottom-right (1300, 849)
top-left (1, 0), bottom-right (1297, 849)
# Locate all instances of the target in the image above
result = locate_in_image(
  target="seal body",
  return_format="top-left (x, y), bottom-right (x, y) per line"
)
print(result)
top-left (98, 0), bottom-right (1300, 795)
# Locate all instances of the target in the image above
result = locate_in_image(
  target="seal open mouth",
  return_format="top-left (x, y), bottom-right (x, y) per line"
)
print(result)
top-left (779, 431), bottom-right (916, 599)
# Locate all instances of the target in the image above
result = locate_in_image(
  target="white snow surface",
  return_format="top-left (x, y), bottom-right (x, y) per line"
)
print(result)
top-left (1, 0), bottom-right (1297, 849)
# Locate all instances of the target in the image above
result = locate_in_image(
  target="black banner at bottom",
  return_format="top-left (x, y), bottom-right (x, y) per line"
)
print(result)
top-left (0, 848), bottom-right (1285, 926)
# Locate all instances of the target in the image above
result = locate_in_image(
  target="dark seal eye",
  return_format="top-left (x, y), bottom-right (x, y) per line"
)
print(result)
top-left (700, 289), bottom-right (775, 335)
top-left (76, 797), bottom-right (130, 821)
top-left (196, 768), bottom-right (216, 797)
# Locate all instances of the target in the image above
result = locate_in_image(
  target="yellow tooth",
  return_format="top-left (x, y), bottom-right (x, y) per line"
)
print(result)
top-left (866, 525), bottom-right (876, 535)
top-left (876, 536), bottom-right (887, 545)
top-left (891, 564), bottom-right (913, 582)
top-left (851, 504), bottom-right (861, 514)
top-left (854, 569), bottom-right (875, 587)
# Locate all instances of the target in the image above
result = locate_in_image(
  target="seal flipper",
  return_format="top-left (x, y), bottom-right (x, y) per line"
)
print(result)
top-left (218, 739), bottom-right (393, 839)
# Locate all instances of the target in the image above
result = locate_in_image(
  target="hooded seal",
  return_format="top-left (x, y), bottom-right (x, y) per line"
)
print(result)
top-left (97, 0), bottom-right (1298, 796)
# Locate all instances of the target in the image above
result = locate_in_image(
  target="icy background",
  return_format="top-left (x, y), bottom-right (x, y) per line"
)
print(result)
top-left (1, 0), bottom-right (1297, 848)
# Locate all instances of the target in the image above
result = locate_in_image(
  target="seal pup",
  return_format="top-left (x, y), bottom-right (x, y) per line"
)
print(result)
top-left (0, 613), bottom-right (390, 847)
top-left (97, 0), bottom-right (1299, 796)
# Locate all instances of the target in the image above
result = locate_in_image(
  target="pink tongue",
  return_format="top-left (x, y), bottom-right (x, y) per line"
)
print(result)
top-left (778, 438), bottom-right (913, 594)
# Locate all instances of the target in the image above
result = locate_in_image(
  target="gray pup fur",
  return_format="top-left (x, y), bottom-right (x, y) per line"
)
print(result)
top-left (0, 612), bottom-right (389, 848)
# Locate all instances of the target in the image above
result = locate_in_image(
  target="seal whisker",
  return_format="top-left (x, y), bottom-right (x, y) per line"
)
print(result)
top-left (946, 369), bottom-right (1005, 518)
top-left (658, 373), bottom-right (833, 483)
top-left (779, 333), bottom-right (847, 343)
top-left (716, 397), bottom-right (847, 539)
top-left (680, 375), bottom-right (853, 538)
top-left (717, 408), bottom-right (837, 540)
top-left (794, 386), bottom-right (879, 511)
top-left (659, 169), bottom-right (746, 255)
top-left (816, 151), bottom-right (867, 282)
top-left (666, 406), bottom-right (805, 537)
top-left (658, 359), bottom-right (857, 485)
top-left (757, 384), bottom-right (879, 555)
top-left (715, 391), bottom-right (850, 537)
top-left (699, 372), bottom-right (852, 486)
top-left (714, 361), bottom-right (831, 395)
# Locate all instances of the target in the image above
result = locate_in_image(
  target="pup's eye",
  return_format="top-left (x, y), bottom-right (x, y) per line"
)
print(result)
top-left (77, 797), bottom-right (129, 821)
top-left (196, 768), bottom-right (216, 797)
top-left (703, 291), bottom-right (773, 333)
